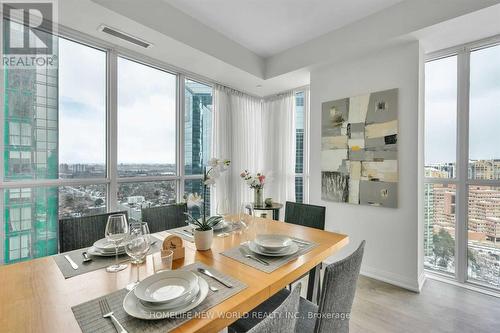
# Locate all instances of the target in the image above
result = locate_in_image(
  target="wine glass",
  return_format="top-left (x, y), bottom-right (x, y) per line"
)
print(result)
top-left (125, 231), bottom-right (151, 290)
top-left (129, 222), bottom-right (150, 263)
top-left (105, 214), bottom-right (129, 273)
top-left (237, 203), bottom-right (251, 243)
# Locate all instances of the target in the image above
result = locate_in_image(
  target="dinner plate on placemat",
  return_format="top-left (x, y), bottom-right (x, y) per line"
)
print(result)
top-left (123, 277), bottom-right (208, 319)
top-left (134, 270), bottom-right (199, 304)
top-left (248, 241), bottom-right (299, 257)
top-left (253, 234), bottom-right (292, 253)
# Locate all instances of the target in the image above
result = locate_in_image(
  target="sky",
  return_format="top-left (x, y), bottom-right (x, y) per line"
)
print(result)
top-left (58, 38), bottom-right (176, 164)
top-left (425, 44), bottom-right (500, 165)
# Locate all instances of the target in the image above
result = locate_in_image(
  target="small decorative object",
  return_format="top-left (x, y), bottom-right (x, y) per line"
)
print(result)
top-left (265, 198), bottom-right (273, 207)
top-left (185, 158), bottom-right (230, 251)
top-left (162, 235), bottom-right (185, 260)
top-left (321, 88), bottom-right (398, 208)
top-left (240, 170), bottom-right (266, 207)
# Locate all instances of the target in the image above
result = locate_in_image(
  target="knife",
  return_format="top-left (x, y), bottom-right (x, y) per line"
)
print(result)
top-left (176, 230), bottom-right (193, 238)
top-left (64, 255), bottom-right (79, 270)
top-left (239, 247), bottom-right (270, 266)
top-left (183, 229), bottom-right (194, 235)
top-left (197, 268), bottom-right (233, 288)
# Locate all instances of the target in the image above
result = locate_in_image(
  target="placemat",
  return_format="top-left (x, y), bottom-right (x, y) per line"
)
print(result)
top-left (71, 262), bottom-right (247, 333)
top-left (53, 236), bottom-right (163, 279)
top-left (221, 238), bottom-right (318, 273)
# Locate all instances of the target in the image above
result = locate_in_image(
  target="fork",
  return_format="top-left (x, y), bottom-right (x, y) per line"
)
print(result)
top-left (98, 298), bottom-right (128, 333)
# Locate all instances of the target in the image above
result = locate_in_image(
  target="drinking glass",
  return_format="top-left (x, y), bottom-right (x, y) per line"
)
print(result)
top-left (129, 222), bottom-right (151, 263)
top-left (153, 250), bottom-right (174, 273)
top-left (105, 214), bottom-right (129, 273)
top-left (125, 231), bottom-right (151, 290)
top-left (216, 199), bottom-right (229, 217)
top-left (237, 203), bottom-right (251, 244)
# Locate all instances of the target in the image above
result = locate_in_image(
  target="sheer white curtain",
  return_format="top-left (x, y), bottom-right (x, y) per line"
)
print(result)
top-left (212, 85), bottom-right (295, 216)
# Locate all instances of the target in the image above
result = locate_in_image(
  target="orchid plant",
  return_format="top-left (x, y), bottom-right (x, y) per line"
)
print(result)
top-left (185, 158), bottom-right (230, 231)
top-left (240, 170), bottom-right (266, 189)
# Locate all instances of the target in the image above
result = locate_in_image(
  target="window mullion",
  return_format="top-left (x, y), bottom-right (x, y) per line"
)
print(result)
top-left (107, 50), bottom-right (118, 212)
top-left (178, 75), bottom-right (186, 202)
top-left (455, 48), bottom-right (471, 284)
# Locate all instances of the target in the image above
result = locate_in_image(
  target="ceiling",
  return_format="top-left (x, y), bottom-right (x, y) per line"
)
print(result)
top-left (163, 0), bottom-right (404, 57)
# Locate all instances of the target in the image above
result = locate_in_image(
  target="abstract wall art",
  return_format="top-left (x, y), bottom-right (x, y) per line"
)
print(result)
top-left (321, 88), bottom-right (398, 208)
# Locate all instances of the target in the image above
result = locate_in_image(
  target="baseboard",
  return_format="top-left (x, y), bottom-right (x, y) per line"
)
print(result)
top-left (359, 265), bottom-right (420, 292)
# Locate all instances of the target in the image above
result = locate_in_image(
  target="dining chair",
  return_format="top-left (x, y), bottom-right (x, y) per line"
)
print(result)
top-left (231, 241), bottom-right (365, 333)
top-left (58, 211), bottom-right (128, 253)
top-left (229, 283), bottom-right (302, 333)
top-left (141, 203), bottom-right (187, 233)
top-left (284, 201), bottom-right (326, 230)
top-left (284, 201), bottom-right (326, 302)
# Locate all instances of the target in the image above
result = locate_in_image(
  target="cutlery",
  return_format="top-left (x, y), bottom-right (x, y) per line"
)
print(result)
top-left (197, 268), bottom-right (233, 288)
top-left (183, 229), bottom-right (194, 235)
top-left (81, 252), bottom-right (92, 263)
top-left (64, 255), bottom-right (79, 270)
top-left (176, 230), bottom-right (194, 238)
top-left (292, 239), bottom-right (310, 246)
top-left (98, 298), bottom-right (128, 333)
top-left (209, 285), bottom-right (219, 292)
top-left (239, 247), bottom-right (270, 266)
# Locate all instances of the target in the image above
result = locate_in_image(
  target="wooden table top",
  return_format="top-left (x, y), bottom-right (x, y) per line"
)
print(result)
top-left (0, 216), bottom-right (348, 333)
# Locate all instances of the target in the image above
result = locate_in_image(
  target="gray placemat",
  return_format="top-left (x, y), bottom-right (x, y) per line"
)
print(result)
top-left (167, 223), bottom-right (242, 243)
top-left (221, 238), bottom-right (318, 273)
top-left (71, 262), bottom-right (247, 333)
top-left (53, 236), bottom-right (163, 279)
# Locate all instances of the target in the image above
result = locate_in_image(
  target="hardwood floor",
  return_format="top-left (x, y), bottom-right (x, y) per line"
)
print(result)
top-left (349, 276), bottom-right (500, 333)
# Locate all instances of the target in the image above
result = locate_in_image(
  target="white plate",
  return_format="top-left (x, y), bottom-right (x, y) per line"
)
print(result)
top-left (254, 234), bottom-right (292, 252)
top-left (93, 238), bottom-right (125, 252)
top-left (248, 241), bottom-right (299, 257)
top-left (134, 270), bottom-right (199, 304)
top-left (139, 281), bottom-right (199, 310)
top-left (87, 246), bottom-right (126, 257)
top-left (123, 277), bottom-right (209, 320)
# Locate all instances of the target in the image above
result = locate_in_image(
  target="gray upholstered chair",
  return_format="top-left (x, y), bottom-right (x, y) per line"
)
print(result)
top-left (58, 211), bottom-right (128, 253)
top-left (141, 203), bottom-right (187, 233)
top-left (229, 283), bottom-right (302, 333)
top-left (231, 241), bottom-right (365, 333)
top-left (284, 201), bottom-right (326, 230)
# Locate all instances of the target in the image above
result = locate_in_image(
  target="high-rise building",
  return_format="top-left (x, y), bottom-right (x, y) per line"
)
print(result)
top-left (2, 44), bottom-right (59, 263)
top-left (295, 92), bottom-right (304, 203)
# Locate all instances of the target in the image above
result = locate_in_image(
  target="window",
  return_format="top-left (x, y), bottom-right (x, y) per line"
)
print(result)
top-left (424, 42), bottom-right (500, 290)
top-left (0, 29), bottom-right (214, 264)
top-left (294, 90), bottom-right (308, 203)
top-left (117, 57), bottom-right (177, 177)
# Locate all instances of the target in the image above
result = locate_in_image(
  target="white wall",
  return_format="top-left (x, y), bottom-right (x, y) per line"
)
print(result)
top-left (309, 41), bottom-right (423, 291)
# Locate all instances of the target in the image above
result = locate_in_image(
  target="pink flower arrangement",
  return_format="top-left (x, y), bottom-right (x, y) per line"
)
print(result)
top-left (240, 170), bottom-right (266, 189)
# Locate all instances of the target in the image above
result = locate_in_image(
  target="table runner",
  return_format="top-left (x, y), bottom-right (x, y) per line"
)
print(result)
top-left (53, 236), bottom-right (163, 279)
top-left (220, 238), bottom-right (318, 273)
top-left (71, 262), bottom-right (247, 333)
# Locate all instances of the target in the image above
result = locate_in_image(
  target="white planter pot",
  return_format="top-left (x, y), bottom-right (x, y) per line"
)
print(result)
top-left (194, 228), bottom-right (213, 251)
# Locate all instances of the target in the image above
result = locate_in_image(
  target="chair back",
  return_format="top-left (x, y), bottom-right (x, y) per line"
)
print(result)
top-left (141, 203), bottom-right (187, 233)
top-left (315, 241), bottom-right (365, 333)
top-left (248, 283), bottom-right (302, 333)
top-left (284, 201), bottom-right (326, 230)
top-left (58, 211), bottom-right (128, 253)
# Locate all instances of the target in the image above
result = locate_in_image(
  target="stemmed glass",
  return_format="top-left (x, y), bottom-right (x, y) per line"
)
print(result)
top-left (105, 214), bottom-right (129, 273)
top-left (129, 222), bottom-right (150, 264)
top-left (125, 231), bottom-right (151, 290)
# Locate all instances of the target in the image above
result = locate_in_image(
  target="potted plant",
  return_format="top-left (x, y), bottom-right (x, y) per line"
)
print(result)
top-left (185, 158), bottom-right (230, 250)
top-left (240, 170), bottom-right (266, 207)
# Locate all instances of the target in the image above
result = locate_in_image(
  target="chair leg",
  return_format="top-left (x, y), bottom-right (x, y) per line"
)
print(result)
top-left (307, 264), bottom-right (321, 304)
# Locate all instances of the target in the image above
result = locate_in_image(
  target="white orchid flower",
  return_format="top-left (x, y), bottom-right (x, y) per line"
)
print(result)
top-left (208, 158), bottom-right (219, 167)
top-left (204, 177), bottom-right (216, 186)
top-left (186, 193), bottom-right (203, 208)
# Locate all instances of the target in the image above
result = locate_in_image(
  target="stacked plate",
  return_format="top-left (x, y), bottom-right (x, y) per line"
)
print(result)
top-left (248, 234), bottom-right (299, 257)
top-left (123, 270), bottom-right (209, 320)
top-left (87, 238), bottom-right (126, 257)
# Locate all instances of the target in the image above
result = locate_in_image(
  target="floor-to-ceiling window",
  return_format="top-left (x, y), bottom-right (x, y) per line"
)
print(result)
top-left (1, 30), bottom-right (213, 263)
top-left (424, 39), bottom-right (500, 291)
top-left (294, 89), bottom-right (309, 203)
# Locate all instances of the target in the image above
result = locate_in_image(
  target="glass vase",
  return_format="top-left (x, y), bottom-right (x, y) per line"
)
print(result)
top-left (254, 188), bottom-right (264, 207)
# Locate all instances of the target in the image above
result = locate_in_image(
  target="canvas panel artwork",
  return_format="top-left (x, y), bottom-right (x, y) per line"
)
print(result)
top-left (321, 88), bottom-right (398, 208)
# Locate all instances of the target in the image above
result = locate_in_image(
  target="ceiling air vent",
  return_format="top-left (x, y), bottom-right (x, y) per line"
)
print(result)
top-left (98, 25), bottom-right (152, 49)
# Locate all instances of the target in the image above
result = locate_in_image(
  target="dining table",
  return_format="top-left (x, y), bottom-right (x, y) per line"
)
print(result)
top-left (0, 215), bottom-right (348, 333)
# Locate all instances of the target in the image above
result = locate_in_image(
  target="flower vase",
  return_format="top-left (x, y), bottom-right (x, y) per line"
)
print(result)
top-left (194, 228), bottom-right (213, 251)
top-left (254, 188), bottom-right (264, 207)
